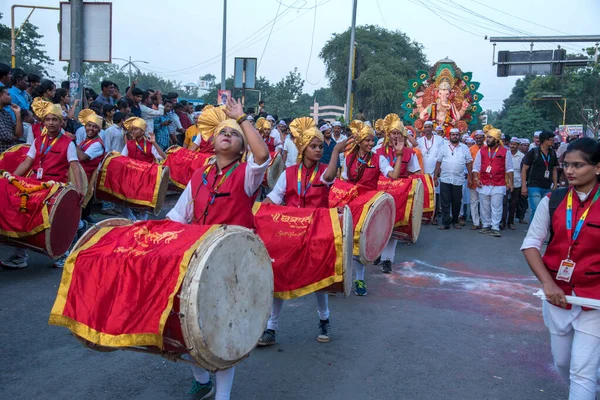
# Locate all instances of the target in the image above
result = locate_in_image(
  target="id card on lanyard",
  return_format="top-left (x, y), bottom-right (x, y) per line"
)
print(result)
top-left (37, 133), bottom-right (62, 179)
top-left (485, 147), bottom-right (498, 174)
top-left (540, 151), bottom-right (551, 179)
top-left (557, 187), bottom-right (600, 282)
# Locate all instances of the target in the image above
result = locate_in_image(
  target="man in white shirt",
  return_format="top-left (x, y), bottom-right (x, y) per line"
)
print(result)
top-left (331, 121), bottom-right (347, 167)
top-left (433, 128), bottom-right (473, 229)
top-left (519, 138), bottom-right (530, 154)
top-left (529, 131), bottom-right (541, 151)
top-left (502, 136), bottom-right (525, 230)
top-left (140, 90), bottom-right (164, 134)
top-left (270, 120), bottom-right (287, 144)
top-left (282, 135), bottom-right (298, 168)
top-left (103, 112), bottom-right (126, 154)
top-left (417, 120), bottom-right (444, 224)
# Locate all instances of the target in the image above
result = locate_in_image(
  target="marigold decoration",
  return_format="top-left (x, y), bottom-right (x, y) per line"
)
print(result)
top-left (1, 170), bottom-right (64, 213)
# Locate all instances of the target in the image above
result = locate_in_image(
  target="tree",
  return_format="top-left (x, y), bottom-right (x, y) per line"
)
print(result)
top-left (319, 25), bottom-right (428, 119)
top-left (496, 104), bottom-right (553, 137)
top-left (0, 13), bottom-right (53, 77)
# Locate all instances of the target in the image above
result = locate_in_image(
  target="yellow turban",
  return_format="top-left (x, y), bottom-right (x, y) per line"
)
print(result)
top-left (31, 97), bottom-right (63, 120)
top-left (483, 124), bottom-right (502, 141)
top-left (374, 118), bottom-right (385, 133)
top-left (78, 109), bottom-right (103, 129)
top-left (123, 117), bottom-right (147, 132)
top-left (255, 117), bottom-right (272, 131)
top-left (289, 117), bottom-right (323, 162)
top-left (382, 113), bottom-right (407, 146)
top-left (196, 106), bottom-right (245, 145)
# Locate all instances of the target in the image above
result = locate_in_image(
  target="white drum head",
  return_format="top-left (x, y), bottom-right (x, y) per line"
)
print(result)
top-left (180, 226), bottom-right (273, 371)
top-left (410, 180), bottom-right (424, 243)
top-left (341, 206), bottom-right (353, 297)
top-left (267, 153), bottom-right (284, 189)
top-left (358, 193), bottom-right (395, 265)
top-left (68, 163), bottom-right (88, 204)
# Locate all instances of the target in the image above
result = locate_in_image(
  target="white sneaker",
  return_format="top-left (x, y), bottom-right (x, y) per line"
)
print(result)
top-left (53, 252), bottom-right (69, 269)
top-left (1, 255), bottom-right (28, 269)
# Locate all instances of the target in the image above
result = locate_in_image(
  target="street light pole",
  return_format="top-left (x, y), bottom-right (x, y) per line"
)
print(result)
top-left (113, 57), bottom-right (149, 87)
top-left (221, 0), bottom-right (227, 90)
top-left (70, 0), bottom-right (84, 115)
top-left (345, 0), bottom-right (358, 122)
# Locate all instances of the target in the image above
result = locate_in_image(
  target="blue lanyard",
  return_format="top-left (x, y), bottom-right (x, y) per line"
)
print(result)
top-left (39, 133), bottom-right (62, 156)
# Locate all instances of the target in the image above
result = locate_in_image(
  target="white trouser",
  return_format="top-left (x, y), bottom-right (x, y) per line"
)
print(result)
top-left (353, 257), bottom-right (365, 281)
top-left (189, 365), bottom-right (235, 400)
top-left (380, 239), bottom-right (397, 263)
top-left (469, 188), bottom-right (480, 226)
top-left (479, 192), bottom-right (503, 230)
top-left (266, 293), bottom-right (329, 331)
top-left (543, 301), bottom-right (600, 399)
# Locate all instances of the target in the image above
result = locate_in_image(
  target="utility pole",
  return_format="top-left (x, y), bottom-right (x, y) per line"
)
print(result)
top-left (69, 0), bottom-right (84, 115)
top-left (11, 5), bottom-right (60, 68)
top-left (221, 0), bottom-right (227, 90)
top-left (345, 0), bottom-right (358, 122)
top-left (114, 57), bottom-right (149, 87)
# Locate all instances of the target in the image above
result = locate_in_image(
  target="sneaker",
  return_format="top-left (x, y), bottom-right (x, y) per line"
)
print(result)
top-left (188, 379), bottom-right (214, 399)
top-left (490, 229), bottom-right (502, 237)
top-left (373, 256), bottom-right (381, 266)
top-left (354, 280), bottom-right (367, 296)
top-left (77, 220), bottom-right (89, 240)
top-left (381, 260), bottom-right (392, 274)
top-left (257, 329), bottom-right (276, 346)
top-left (53, 252), bottom-right (69, 269)
top-left (317, 319), bottom-right (331, 343)
top-left (1, 255), bottom-right (28, 269)
top-left (479, 227), bottom-right (491, 234)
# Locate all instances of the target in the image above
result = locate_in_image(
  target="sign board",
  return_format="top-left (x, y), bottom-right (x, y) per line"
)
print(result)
top-left (558, 125), bottom-right (584, 141)
top-left (234, 58), bottom-right (257, 89)
top-left (198, 80), bottom-right (211, 90)
top-left (218, 90), bottom-right (232, 105)
top-left (497, 49), bottom-right (567, 77)
top-left (59, 2), bottom-right (112, 62)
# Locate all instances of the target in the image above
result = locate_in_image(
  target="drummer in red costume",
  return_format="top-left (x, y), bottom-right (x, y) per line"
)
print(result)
top-left (166, 97), bottom-right (270, 400)
top-left (255, 117), bottom-right (283, 153)
top-left (1, 98), bottom-right (84, 269)
top-left (373, 113), bottom-right (421, 274)
top-left (77, 109), bottom-right (105, 222)
top-left (344, 120), bottom-right (405, 295)
top-left (120, 117), bottom-right (166, 221)
top-left (258, 117), bottom-right (347, 346)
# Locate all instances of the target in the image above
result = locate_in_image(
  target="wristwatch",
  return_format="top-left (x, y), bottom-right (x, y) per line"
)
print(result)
top-left (236, 114), bottom-right (248, 125)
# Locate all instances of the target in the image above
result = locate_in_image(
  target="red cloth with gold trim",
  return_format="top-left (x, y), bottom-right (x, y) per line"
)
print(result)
top-left (0, 175), bottom-right (62, 238)
top-left (0, 144), bottom-right (30, 174)
top-left (96, 152), bottom-right (164, 208)
top-left (413, 174), bottom-right (435, 213)
top-left (49, 220), bottom-right (218, 348)
top-left (253, 203), bottom-right (343, 300)
top-left (377, 177), bottom-right (416, 228)
top-left (164, 146), bottom-right (213, 190)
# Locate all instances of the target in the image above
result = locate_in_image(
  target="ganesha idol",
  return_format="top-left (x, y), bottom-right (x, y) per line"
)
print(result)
top-left (402, 58), bottom-right (484, 137)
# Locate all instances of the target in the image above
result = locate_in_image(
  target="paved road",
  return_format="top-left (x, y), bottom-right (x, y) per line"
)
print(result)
top-left (0, 203), bottom-right (567, 399)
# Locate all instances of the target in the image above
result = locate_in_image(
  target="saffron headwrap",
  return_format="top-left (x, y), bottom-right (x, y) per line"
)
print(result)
top-left (382, 113), bottom-right (407, 146)
top-left (78, 109), bottom-right (103, 129)
top-left (196, 106), bottom-right (245, 146)
top-left (123, 117), bottom-right (147, 132)
top-left (349, 120), bottom-right (374, 152)
top-left (483, 124), bottom-right (502, 142)
top-left (255, 117), bottom-right (272, 131)
top-left (31, 97), bottom-right (63, 121)
top-left (289, 117), bottom-right (323, 162)
top-left (374, 118), bottom-right (385, 133)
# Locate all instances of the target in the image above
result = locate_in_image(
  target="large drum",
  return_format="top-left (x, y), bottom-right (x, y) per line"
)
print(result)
top-left (0, 174), bottom-right (81, 259)
top-left (163, 145), bottom-right (213, 190)
top-left (253, 203), bottom-right (353, 299)
top-left (263, 152), bottom-right (284, 189)
top-left (68, 162), bottom-right (90, 208)
top-left (329, 180), bottom-right (395, 265)
top-left (390, 179), bottom-right (424, 243)
top-left (417, 174), bottom-right (436, 223)
top-left (49, 219), bottom-right (273, 372)
top-left (0, 143), bottom-right (30, 173)
top-left (96, 151), bottom-right (170, 215)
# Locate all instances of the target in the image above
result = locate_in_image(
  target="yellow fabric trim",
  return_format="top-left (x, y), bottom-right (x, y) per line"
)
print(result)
top-left (97, 152), bottom-right (158, 208)
top-left (151, 165), bottom-right (163, 207)
top-left (423, 175), bottom-right (435, 212)
top-left (352, 191), bottom-right (383, 256)
top-left (252, 201), bottom-right (262, 215)
top-left (275, 210), bottom-right (343, 300)
top-left (49, 225), bottom-right (220, 349)
top-left (0, 143), bottom-right (29, 164)
top-left (394, 179), bottom-right (418, 228)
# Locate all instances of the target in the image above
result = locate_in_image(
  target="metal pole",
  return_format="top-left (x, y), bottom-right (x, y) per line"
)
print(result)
top-left (345, 0), bottom-right (358, 122)
top-left (563, 98), bottom-right (567, 125)
top-left (128, 56), bottom-right (132, 87)
top-left (221, 0), bottom-right (227, 90)
top-left (69, 0), bottom-right (84, 115)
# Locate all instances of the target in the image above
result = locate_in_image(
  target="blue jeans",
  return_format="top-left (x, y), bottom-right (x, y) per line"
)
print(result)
top-left (528, 187), bottom-right (551, 223)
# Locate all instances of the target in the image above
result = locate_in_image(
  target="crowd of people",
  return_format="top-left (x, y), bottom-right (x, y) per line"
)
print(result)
top-left (1, 61), bottom-right (600, 400)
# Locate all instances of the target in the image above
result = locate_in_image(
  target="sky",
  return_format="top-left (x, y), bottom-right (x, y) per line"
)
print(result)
top-left (2, 0), bottom-right (599, 111)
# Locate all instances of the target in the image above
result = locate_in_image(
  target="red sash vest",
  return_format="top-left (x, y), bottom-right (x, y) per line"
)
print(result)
top-left (126, 139), bottom-right (155, 164)
top-left (543, 187), bottom-right (600, 307)
top-left (190, 162), bottom-right (256, 229)
top-left (375, 146), bottom-right (413, 178)
top-left (479, 145), bottom-right (508, 186)
top-left (264, 137), bottom-right (276, 153)
top-left (284, 163), bottom-right (330, 208)
top-left (31, 133), bottom-right (72, 183)
top-left (79, 137), bottom-right (105, 179)
top-left (345, 152), bottom-right (383, 191)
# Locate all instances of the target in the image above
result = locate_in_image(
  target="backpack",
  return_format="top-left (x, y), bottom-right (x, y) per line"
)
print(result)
top-left (548, 187), bottom-right (569, 242)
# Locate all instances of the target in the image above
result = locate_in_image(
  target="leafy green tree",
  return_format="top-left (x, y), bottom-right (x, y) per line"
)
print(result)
top-left (496, 104), bottom-right (553, 137)
top-left (0, 13), bottom-right (53, 77)
top-left (320, 25), bottom-right (428, 119)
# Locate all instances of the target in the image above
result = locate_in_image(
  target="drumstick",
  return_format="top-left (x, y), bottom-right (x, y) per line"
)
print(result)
top-left (533, 289), bottom-right (600, 310)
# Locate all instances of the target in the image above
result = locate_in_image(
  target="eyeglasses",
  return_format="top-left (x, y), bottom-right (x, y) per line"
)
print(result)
top-left (560, 162), bottom-right (592, 169)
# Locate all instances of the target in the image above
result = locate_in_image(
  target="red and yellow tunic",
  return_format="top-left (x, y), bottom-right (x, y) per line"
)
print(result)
top-left (283, 163), bottom-right (330, 208)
